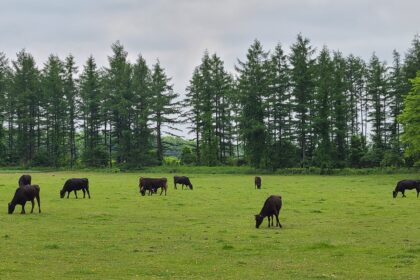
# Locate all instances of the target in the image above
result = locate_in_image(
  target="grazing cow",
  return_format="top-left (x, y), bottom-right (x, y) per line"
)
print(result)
top-left (393, 180), bottom-right (420, 198)
top-left (255, 176), bottom-right (262, 189)
top-left (8, 185), bottom-right (41, 214)
top-left (139, 177), bottom-right (167, 196)
top-left (255, 195), bottom-right (282, 229)
top-left (60, 178), bottom-right (90, 199)
top-left (174, 176), bottom-right (193, 190)
top-left (18, 174), bottom-right (32, 187)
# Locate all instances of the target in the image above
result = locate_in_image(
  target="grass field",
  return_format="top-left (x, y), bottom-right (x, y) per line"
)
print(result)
top-left (0, 172), bottom-right (419, 279)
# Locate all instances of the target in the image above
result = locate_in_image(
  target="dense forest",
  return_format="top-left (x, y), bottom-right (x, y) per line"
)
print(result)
top-left (0, 34), bottom-right (419, 169)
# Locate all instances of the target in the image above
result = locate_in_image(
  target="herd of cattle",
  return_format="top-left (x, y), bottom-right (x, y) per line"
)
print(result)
top-left (6, 174), bottom-right (420, 229)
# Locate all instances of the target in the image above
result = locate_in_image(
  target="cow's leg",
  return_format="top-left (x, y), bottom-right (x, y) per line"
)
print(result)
top-left (74, 190), bottom-right (78, 199)
top-left (82, 189), bottom-right (86, 198)
top-left (276, 215), bottom-right (282, 228)
top-left (86, 188), bottom-right (91, 199)
top-left (174, 183), bottom-right (177, 190)
top-left (402, 190), bottom-right (406, 197)
top-left (30, 199), bottom-right (35, 213)
top-left (36, 194), bottom-right (41, 213)
top-left (267, 216), bottom-right (271, 227)
top-left (67, 191), bottom-right (70, 198)
top-left (21, 203), bottom-right (26, 214)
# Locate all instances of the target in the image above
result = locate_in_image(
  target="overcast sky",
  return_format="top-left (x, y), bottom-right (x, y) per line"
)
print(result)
top-left (1, 0), bottom-right (419, 119)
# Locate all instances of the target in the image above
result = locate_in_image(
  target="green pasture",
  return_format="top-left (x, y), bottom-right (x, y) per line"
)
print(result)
top-left (0, 172), bottom-right (419, 279)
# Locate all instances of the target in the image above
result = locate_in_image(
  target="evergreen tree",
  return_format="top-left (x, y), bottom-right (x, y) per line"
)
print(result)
top-left (403, 34), bottom-right (420, 80)
top-left (79, 56), bottom-right (106, 166)
top-left (366, 53), bottom-right (388, 164)
top-left (63, 55), bottom-right (78, 167)
top-left (11, 50), bottom-right (41, 165)
top-left (345, 55), bottom-right (366, 138)
top-left (313, 47), bottom-right (333, 168)
top-left (388, 50), bottom-right (405, 155)
top-left (185, 67), bottom-right (203, 164)
top-left (150, 61), bottom-right (179, 164)
top-left (41, 55), bottom-right (66, 167)
top-left (0, 53), bottom-right (10, 162)
top-left (289, 34), bottom-right (316, 167)
top-left (266, 43), bottom-right (295, 168)
top-left (331, 51), bottom-right (348, 167)
top-left (236, 40), bottom-right (269, 167)
top-left (103, 41), bottom-right (133, 165)
top-left (131, 55), bottom-right (154, 166)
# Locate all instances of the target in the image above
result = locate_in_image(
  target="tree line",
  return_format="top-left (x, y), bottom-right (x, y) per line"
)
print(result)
top-left (0, 35), bottom-right (419, 169)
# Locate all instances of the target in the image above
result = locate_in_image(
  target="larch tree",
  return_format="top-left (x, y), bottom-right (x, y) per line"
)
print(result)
top-left (150, 61), bottom-right (179, 164)
top-left (289, 34), bottom-right (316, 167)
top-left (236, 40), bottom-right (269, 168)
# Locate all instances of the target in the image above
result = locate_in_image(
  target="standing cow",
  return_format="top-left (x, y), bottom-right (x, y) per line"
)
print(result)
top-left (255, 195), bottom-right (282, 229)
top-left (174, 176), bottom-right (193, 190)
top-left (255, 176), bottom-right (262, 189)
top-left (393, 180), bottom-right (420, 198)
top-left (18, 174), bottom-right (32, 187)
top-left (139, 177), bottom-right (168, 196)
top-left (8, 185), bottom-right (41, 214)
top-left (60, 178), bottom-right (90, 199)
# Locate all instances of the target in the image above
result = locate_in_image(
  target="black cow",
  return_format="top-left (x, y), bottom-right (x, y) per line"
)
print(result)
top-left (393, 180), bottom-right (420, 198)
top-left (255, 176), bottom-right (262, 189)
top-left (255, 195), bottom-right (282, 229)
top-left (174, 176), bottom-right (193, 190)
top-left (18, 174), bottom-right (32, 187)
top-left (139, 177), bottom-right (167, 196)
top-left (60, 178), bottom-right (90, 199)
top-left (8, 185), bottom-right (41, 214)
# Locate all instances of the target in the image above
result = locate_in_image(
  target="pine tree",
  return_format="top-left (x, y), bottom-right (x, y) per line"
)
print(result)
top-left (236, 40), bottom-right (269, 167)
top-left (403, 34), bottom-right (420, 80)
top-left (79, 56), bottom-right (106, 166)
top-left (0, 53), bottom-right (10, 161)
top-left (266, 43), bottom-right (295, 168)
top-left (103, 41), bottom-right (133, 165)
top-left (41, 55), bottom-right (66, 167)
top-left (366, 53), bottom-right (388, 164)
top-left (150, 61), bottom-right (179, 164)
top-left (131, 55), bottom-right (154, 166)
top-left (331, 51), bottom-right (348, 167)
top-left (11, 50), bottom-right (41, 166)
top-left (289, 34), bottom-right (316, 167)
top-left (345, 55), bottom-right (366, 138)
top-left (185, 67), bottom-right (203, 164)
top-left (388, 50), bottom-right (405, 154)
top-left (63, 55), bottom-right (78, 167)
top-left (313, 47), bottom-right (333, 168)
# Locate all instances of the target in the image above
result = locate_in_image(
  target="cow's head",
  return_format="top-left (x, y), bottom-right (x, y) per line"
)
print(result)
top-left (60, 189), bottom-right (65, 198)
top-left (140, 187), bottom-right (146, 196)
top-left (189, 184), bottom-right (193, 190)
top-left (8, 202), bottom-right (15, 214)
top-left (392, 190), bottom-right (397, 198)
top-left (255, 214), bottom-right (264, 228)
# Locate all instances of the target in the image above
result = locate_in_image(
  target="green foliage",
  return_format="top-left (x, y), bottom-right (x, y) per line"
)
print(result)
top-left (180, 146), bottom-right (195, 165)
top-left (399, 72), bottom-right (420, 163)
top-left (0, 34), bottom-right (419, 170)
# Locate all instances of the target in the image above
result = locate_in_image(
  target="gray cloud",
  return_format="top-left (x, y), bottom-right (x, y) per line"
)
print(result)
top-left (1, 0), bottom-right (419, 102)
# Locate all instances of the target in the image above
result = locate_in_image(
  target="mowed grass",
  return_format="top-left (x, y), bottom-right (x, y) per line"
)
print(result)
top-left (0, 172), bottom-right (419, 279)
